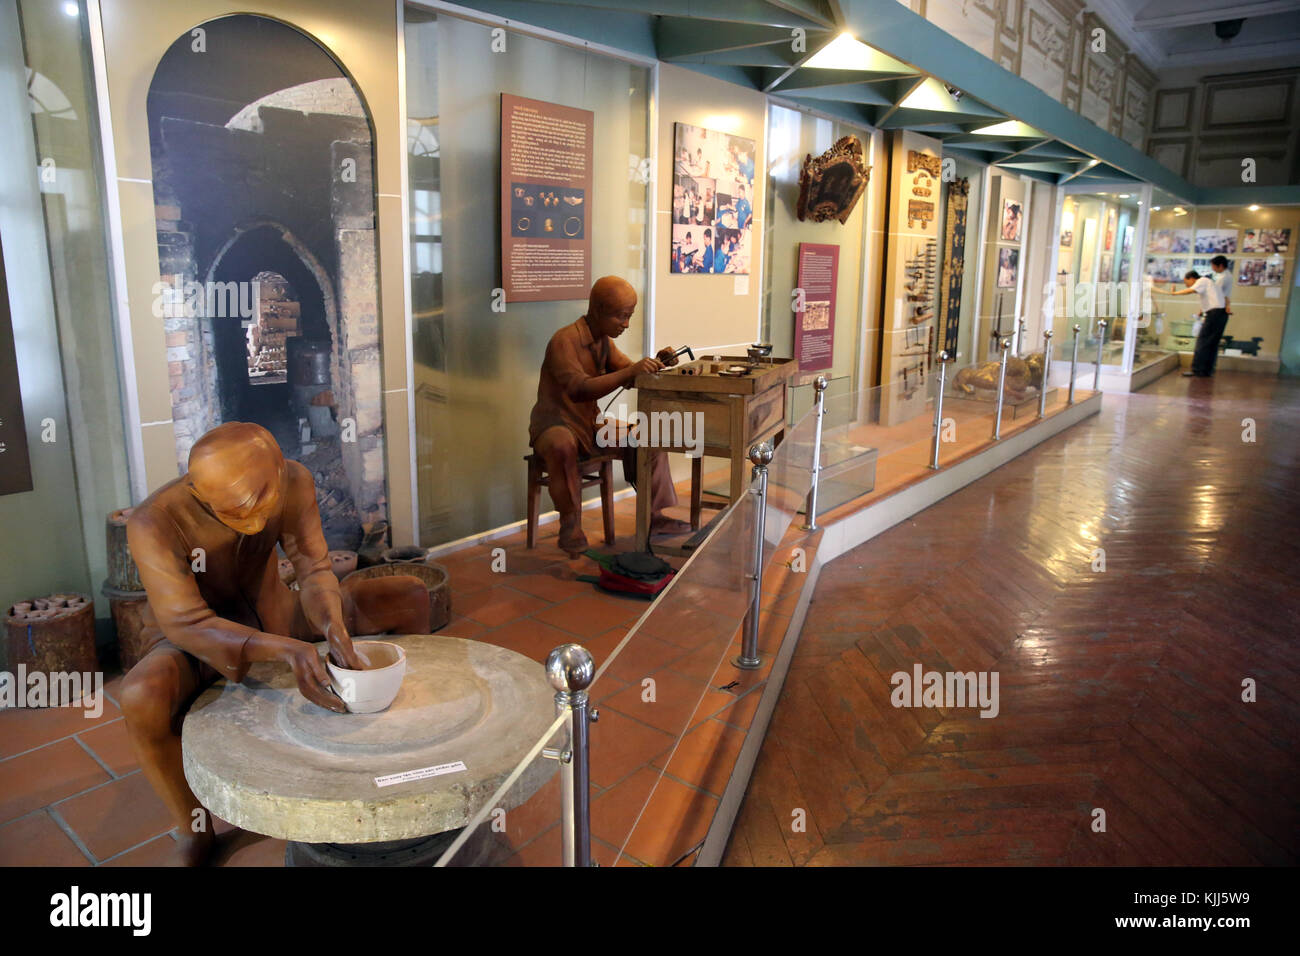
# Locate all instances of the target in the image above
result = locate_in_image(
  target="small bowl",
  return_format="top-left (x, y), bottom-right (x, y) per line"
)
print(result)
top-left (325, 640), bottom-right (407, 714)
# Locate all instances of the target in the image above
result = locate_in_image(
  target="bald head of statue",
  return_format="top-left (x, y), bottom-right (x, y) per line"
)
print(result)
top-left (186, 422), bottom-right (287, 536)
top-left (584, 275), bottom-right (637, 341)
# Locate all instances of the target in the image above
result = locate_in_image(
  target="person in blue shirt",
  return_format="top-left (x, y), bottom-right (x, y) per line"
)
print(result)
top-left (713, 235), bottom-right (730, 274)
top-left (733, 184), bottom-right (752, 232)
top-left (701, 228), bottom-right (714, 273)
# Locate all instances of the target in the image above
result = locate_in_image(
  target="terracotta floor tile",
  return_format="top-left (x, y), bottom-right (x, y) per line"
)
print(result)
top-left (503, 568), bottom-right (591, 604)
top-left (103, 832), bottom-right (182, 867)
top-left (590, 766), bottom-right (658, 855)
top-left (531, 593), bottom-right (645, 639)
top-left (0, 696), bottom-right (121, 759)
top-left (601, 635), bottom-right (688, 684)
top-left (54, 771), bottom-right (174, 862)
top-left (713, 685), bottom-right (765, 731)
top-left (665, 640), bottom-right (733, 684)
top-left (590, 706), bottom-right (675, 789)
top-left (442, 615), bottom-right (489, 641)
top-left (493, 771), bottom-right (563, 850)
top-left (582, 626), bottom-right (629, 668)
top-left (76, 718), bottom-right (138, 776)
top-left (477, 616), bottom-right (581, 665)
top-left (0, 739), bottom-right (110, 825)
top-left (601, 668), bottom-right (710, 737)
top-left (0, 811), bottom-right (90, 866)
top-left (455, 585), bottom-right (551, 628)
top-left (656, 718), bottom-right (746, 797)
top-left (620, 772), bottom-right (719, 867)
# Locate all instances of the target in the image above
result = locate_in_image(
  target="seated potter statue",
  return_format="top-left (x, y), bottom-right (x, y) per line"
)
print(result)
top-left (120, 422), bottom-right (430, 865)
top-left (953, 355), bottom-right (1037, 402)
top-left (529, 276), bottom-right (691, 556)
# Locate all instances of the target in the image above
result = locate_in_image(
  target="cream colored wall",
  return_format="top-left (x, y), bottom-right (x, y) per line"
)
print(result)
top-left (654, 63), bottom-right (767, 356)
top-left (98, 0), bottom-right (413, 544)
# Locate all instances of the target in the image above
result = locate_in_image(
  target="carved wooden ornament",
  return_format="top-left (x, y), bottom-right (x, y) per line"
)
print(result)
top-left (796, 135), bottom-right (871, 224)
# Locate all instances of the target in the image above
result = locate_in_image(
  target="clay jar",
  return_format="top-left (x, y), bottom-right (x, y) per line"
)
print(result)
top-left (326, 640), bottom-right (406, 714)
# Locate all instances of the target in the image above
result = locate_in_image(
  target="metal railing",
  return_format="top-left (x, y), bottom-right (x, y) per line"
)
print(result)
top-left (447, 349), bottom-right (1093, 868)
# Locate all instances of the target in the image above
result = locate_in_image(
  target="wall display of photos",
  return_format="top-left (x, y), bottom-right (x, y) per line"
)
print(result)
top-left (1145, 256), bottom-right (1189, 284)
top-left (1238, 258), bottom-right (1285, 287)
top-left (670, 122), bottom-right (756, 275)
top-left (1242, 228), bottom-right (1290, 254)
top-left (1149, 228), bottom-right (1191, 253)
top-left (1000, 197), bottom-right (1022, 242)
top-left (996, 247), bottom-right (1019, 288)
top-left (1194, 228), bottom-right (1237, 255)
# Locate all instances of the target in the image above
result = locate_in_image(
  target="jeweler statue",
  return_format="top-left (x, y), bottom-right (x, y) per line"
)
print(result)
top-left (120, 422), bottom-right (431, 865)
top-left (528, 276), bottom-right (692, 556)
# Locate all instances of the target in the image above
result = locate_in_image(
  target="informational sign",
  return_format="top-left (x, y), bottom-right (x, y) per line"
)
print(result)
top-left (0, 235), bottom-right (33, 497)
top-left (500, 94), bottom-right (594, 303)
top-left (794, 242), bottom-right (838, 371)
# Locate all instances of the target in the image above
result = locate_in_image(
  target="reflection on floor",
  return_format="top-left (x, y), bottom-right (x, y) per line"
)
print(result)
top-left (724, 371), bottom-right (1300, 866)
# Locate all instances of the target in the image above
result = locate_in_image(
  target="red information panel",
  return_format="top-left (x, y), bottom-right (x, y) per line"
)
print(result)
top-left (500, 94), bottom-right (594, 303)
top-left (794, 242), bottom-right (838, 372)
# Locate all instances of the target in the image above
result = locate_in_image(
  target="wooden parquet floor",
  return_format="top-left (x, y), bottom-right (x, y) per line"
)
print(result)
top-left (724, 371), bottom-right (1300, 866)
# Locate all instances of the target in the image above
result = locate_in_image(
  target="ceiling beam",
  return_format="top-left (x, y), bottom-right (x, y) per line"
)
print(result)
top-left (655, 19), bottom-right (806, 59)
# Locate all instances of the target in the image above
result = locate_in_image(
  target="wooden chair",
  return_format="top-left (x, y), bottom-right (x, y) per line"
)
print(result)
top-left (524, 450), bottom-right (620, 549)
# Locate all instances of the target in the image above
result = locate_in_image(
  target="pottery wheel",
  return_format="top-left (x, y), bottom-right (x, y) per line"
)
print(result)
top-left (182, 635), bottom-right (557, 844)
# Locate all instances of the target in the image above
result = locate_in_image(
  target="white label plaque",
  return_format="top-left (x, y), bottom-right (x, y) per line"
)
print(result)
top-left (374, 761), bottom-right (467, 788)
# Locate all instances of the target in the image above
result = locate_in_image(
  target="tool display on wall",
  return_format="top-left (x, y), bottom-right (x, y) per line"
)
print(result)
top-left (903, 239), bottom-right (937, 325)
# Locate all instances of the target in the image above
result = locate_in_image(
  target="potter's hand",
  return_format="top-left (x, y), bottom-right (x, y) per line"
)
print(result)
top-left (323, 617), bottom-right (362, 671)
top-left (631, 357), bottom-right (664, 377)
top-left (281, 639), bottom-right (347, 713)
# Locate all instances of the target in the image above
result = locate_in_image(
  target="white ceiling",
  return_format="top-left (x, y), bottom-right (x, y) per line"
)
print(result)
top-left (1091, 0), bottom-right (1300, 71)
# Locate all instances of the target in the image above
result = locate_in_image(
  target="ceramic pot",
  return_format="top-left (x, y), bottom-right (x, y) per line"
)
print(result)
top-left (326, 640), bottom-right (406, 714)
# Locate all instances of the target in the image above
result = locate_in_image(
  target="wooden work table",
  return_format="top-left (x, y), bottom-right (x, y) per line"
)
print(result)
top-left (633, 356), bottom-right (797, 552)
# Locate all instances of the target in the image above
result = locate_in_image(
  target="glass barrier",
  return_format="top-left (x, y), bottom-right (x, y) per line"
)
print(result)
top-left (435, 350), bottom-right (1082, 866)
top-left (433, 711), bottom-right (567, 866)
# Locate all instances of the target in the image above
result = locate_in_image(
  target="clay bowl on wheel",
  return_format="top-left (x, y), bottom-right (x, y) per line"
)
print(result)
top-left (325, 640), bottom-right (407, 714)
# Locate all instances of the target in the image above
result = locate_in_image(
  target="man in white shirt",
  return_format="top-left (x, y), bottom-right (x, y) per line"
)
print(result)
top-left (1163, 269), bottom-right (1227, 377)
top-left (1210, 255), bottom-right (1233, 314)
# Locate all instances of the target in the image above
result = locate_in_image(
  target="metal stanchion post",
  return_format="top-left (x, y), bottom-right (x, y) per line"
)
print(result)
top-left (734, 441), bottom-right (773, 671)
top-left (1068, 324), bottom-right (1081, 405)
top-left (1037, 330), bottom-right (1054, 419)
top-left (545, 644), bottom-right (596, 867)
top-left (801, 376), bottom-right (828, 531)
top-left (992, 338), bottom-right (1010, 440)
top-left (930, 351), bottom-right (950, 470)
top-left (1093, 319), bottom-right (1107, 392)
